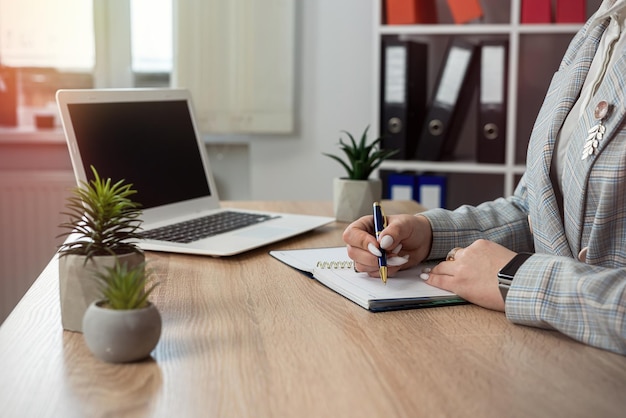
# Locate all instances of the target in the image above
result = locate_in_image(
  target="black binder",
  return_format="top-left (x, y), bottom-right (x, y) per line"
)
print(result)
top-left (414, 38), bottom-right (478, 161)
top-left (477, 40), bottom-right (508, 164)
top-left (380, 37), bottom-right (428, 160)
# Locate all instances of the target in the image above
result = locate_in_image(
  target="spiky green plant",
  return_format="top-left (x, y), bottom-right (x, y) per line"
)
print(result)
top-left (94, 261), bottom-right (158, 310)
top-left (322, 125), bottom-right (399, 180)
top-left (58, 165), bottom-right (143, 260)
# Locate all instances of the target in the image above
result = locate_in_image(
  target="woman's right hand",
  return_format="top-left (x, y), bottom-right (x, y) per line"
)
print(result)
top-left (342, 214), bottom-right (433, 278)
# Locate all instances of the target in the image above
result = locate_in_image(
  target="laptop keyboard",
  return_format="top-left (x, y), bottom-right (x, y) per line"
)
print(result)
top-left (141, 211), bottom-right (278, 243)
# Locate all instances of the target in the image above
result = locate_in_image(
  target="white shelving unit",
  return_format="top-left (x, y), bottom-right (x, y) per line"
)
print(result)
top-left (373, 0), bottom-right (588, 202)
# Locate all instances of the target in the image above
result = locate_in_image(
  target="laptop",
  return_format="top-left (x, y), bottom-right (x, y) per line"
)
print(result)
top-left (56, 88), bottom-right (334, 257)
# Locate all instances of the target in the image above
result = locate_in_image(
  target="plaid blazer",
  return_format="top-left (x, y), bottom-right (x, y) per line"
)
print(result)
top-left (421, 16), bottom-right (626, 355)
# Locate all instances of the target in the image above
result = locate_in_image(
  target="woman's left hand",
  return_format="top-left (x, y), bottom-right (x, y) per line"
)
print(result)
top-left (420, 239), bottom-right (517, 312)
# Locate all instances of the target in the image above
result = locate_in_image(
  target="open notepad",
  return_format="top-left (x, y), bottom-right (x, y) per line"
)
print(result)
top-left (270, 247), bottom-right (466, 312)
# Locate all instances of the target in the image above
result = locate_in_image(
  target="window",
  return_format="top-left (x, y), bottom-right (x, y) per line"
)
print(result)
top-left (0, 0), bottom-right (172, 128)
top-left (131, 0), bottom-right (172, 74)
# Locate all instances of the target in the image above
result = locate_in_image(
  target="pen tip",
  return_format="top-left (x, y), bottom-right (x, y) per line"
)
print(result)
top-left (381, 267), bottom-right (387, 285)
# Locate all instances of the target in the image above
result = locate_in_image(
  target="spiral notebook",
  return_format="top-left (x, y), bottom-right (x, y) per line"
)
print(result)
top-left (269, 247), bottom-right (466, 312)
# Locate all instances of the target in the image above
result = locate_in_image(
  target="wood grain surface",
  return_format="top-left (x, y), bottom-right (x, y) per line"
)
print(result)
top-left (1, 201), bottom-right (625, 418)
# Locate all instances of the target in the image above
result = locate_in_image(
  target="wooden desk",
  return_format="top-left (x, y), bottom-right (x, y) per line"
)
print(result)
top-left (1, 201), bottom-right (625, 418)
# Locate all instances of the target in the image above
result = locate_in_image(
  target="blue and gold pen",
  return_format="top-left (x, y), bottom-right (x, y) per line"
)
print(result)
top-left (373, 201), bottom-right (388, 284)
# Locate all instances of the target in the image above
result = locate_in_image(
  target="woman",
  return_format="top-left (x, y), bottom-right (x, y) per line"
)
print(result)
top-left (343, 0), bottom-right (626, 355)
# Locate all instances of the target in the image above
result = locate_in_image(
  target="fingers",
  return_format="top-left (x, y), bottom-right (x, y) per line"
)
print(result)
top-left (367, 242), bottom-right (382, 257)
top-left (388, 255), bottom-right (409, 266)
top-left (419, 247), bottom-right (464, 285)
top-left (343, 214), bottom-right (415, 277)
top-left (367, 238), bottom-right (409, 267)
top-left (380, 235), bottom-right (394, 250)
top-left (350, 244), bottom-right (409, 274)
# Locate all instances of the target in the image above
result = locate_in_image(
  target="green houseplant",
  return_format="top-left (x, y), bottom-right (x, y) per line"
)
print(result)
top-left (83, 261), bottom-right (161, 363)
top-left (322, 125), bottom-right (398, 180)
top-left (57, 165), bottom-right (145, 332)
top-left (323, 126), bottom-right (398, 222)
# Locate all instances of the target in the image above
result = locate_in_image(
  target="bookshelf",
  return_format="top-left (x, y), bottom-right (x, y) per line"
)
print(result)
top-left (374, 0), bottom-right (600, 209)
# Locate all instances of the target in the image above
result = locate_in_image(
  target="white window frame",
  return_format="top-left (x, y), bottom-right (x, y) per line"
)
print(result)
top-left (172, 0), bottom-right (295, 134)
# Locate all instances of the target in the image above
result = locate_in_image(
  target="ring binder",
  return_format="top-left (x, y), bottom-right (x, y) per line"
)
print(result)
top-left (384, 0), bottom-right (438, 25)
top-left (415, 38), bottom-right (478, 161)
top-left (445, 0), bottom-right (483, 24)
top-left (380, 37), bottom-right (428, 159)
top-left (477, 40), bottom-right (508, 164)
top-left (521, 0), bottom-right (552, 23)
top-left (556, 0), bottom-right (586, 23)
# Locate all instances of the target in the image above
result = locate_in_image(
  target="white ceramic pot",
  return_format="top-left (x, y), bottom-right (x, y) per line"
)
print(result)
top-left (58, 252), bottom-right (145, 332)
top-left (83, 300), bottom-right (162, 363)
top-left (333, 178), bottom-right (382, 222)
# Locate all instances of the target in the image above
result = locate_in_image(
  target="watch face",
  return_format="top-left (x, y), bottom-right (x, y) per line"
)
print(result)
top-left (498, 253), bottom-right (533, 283)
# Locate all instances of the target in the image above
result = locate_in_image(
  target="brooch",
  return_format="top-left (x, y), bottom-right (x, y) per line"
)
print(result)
top-left (582, 100), bottom-right (610, 160)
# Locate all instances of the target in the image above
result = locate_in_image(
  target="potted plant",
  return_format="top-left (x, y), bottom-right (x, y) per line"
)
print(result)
top-left (323, 125), bottom-right (398, 222)
top-left (83, 260), bottom-right (161, 363)
top-left (57, 165), bottom-right (144, 332)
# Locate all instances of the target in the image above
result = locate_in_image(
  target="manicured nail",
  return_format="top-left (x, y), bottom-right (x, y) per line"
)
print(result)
top-left (367, 242), bottom-right (382, 257)
top-left (419, 273), bottom-right (429, 281)
top-left (392, 244), bottom-right (403, 254)
top-left (388, 255), bottom-right (409, 266)
top-left (422, 267), bottom-right (431, 273)
top-left (380, 235), bottom-right (394, 250)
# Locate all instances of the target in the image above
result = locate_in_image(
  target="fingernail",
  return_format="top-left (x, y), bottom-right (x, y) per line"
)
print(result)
top-left (392, 244), bottom-right (402, 254)
top-left (367, 242), bottom-right (382, 257)
top-left (419, 273), bottom-right (429, 281)
top-left (388, 255), bottom-right (409, 266)
top-left (422, 267), bottom-right (431, 273)
top-left (380, 235), bottom-right (394, 249)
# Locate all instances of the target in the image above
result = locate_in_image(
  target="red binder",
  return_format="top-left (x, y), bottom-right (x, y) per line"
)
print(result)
top-left (445, 0), bottom-right (483, 24)
top-left (0, 67), bottom-right (18, 127)
top-left (384, 0), bottom-right (438, 25)
top-left (521, 0), bottom-right (552, 24)
top-left (556, 0), bottom-right (586, 23)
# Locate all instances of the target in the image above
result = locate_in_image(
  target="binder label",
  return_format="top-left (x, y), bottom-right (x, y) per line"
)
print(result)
top-left (434, 47), bottom-right (472, 107)
top-left (480, 46), bottom-right (505, 104)
top-left (384, 46), bottom-right (407, 104)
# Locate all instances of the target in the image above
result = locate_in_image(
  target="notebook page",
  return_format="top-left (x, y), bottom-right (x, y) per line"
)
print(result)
top-left (313, 260), bottom-right (456, 308)
top-left (270, 247), bottom-right (458, 309)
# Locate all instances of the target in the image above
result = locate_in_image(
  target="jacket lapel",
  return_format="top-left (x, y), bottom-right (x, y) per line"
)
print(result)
top-left (528, 19), bottom-right (608, 257)
top-left (562, 19), bottom-right (625, 252)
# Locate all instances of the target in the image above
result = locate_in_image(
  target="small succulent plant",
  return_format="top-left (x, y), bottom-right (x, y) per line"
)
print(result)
top-left (95, 261), bottom-right (158, 310)
top-left (58, 165), bottom-right (143, 260)
top-left (323, 125), bottom-right (398, 180)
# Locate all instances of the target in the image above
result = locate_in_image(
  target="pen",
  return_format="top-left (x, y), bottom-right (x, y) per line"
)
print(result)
top-left (373, 201), bottom-right (387, 284)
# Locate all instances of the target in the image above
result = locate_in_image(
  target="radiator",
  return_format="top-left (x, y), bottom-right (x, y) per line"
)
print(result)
top-left (0, 171), bottom-right (76, 323)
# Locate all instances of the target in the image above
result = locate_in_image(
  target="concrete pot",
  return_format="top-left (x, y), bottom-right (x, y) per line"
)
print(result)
top-left (333, 178), bottom-right (382, 222)
top-left (58, 252), bottom-right (145, 332)
top-left (83, 300), bottom-right (161, 363)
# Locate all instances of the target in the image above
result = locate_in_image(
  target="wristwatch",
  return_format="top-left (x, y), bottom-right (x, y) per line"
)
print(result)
top-left (497, 253), bottom-right (533, 302)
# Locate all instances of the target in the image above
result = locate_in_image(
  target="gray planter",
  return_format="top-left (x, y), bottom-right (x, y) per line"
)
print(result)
top-left (58, 252), bottom-right (145, 332)
top-left (83, 300), bottom-right (162, 363)
top-left (333, 178), bottom-right (382, 222)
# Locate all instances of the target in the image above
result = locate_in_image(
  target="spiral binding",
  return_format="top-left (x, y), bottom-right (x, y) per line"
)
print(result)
top-left (316, 260), bottom-right (354, 269)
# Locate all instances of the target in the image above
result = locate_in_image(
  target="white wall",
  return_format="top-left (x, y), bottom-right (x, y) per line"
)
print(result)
top-left (206, 0), bottom-right (374, 201)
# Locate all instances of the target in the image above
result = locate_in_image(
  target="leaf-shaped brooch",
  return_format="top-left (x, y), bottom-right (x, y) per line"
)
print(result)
top-left (582, 100), bottom-right (610, 160)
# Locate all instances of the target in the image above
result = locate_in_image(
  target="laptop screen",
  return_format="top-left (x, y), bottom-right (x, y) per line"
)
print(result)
top-left (67, 100), bottom-right (211, 209)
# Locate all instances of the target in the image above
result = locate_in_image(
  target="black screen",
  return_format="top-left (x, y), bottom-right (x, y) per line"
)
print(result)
top-left (67, 100), bottom-right (211, 209)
